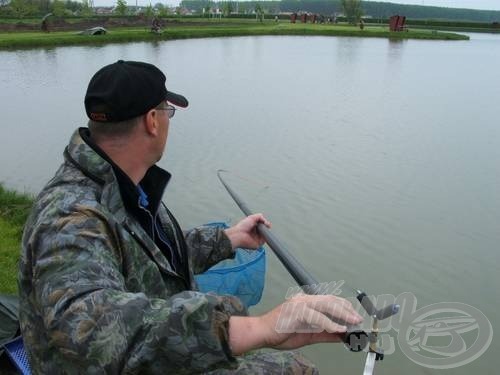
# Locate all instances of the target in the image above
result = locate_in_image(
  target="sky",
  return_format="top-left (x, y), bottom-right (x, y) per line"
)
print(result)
top-left (92, 0), bottom-right (500, 12)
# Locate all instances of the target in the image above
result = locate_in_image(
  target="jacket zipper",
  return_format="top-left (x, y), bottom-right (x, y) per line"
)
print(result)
top-left (124, 222), bottom-right (185, 281)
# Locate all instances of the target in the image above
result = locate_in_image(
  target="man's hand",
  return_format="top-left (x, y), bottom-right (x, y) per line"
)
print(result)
top-left (224, 213), bottom-right (271, 250)
top-left (229, 294), bottom-right (363, 355)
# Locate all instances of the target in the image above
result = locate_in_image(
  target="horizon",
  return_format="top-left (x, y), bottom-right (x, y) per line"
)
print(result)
top-left (90, 0), bottom-right (500, 12)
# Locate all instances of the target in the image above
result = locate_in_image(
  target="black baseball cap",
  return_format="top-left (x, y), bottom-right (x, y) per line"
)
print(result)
top-left (84, 60), bottom-right (188, 122)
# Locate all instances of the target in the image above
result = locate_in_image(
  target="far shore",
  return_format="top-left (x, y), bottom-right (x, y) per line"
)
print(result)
top-left (0, 19), bottom-right (469, 50)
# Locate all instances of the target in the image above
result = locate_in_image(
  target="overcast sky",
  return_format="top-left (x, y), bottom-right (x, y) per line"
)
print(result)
top-left (92, 0), bottom-right (500, 11)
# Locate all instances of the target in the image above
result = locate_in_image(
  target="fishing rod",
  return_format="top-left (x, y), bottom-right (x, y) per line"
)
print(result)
top-left (217, 170), bottom-right (399, 374)
top-left (217, 170), bottom-right (317, 290)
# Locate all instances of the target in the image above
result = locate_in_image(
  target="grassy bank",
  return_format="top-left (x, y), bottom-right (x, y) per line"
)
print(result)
top-left (0, 21), bottom-right (468, 49)
top-left (0, 184), bottom-right (33, 294)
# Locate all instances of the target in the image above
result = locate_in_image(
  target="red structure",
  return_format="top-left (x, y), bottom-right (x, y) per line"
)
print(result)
top-left (389, 15), bottom-right (408, 32)
top-left (290, 13), bottom-right (297, 23)
top-left (300, 13), bottom-right (307, 23)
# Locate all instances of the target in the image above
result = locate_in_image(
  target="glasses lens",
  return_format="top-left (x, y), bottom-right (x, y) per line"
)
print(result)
top-left (157, 102), bottom-right (176, 118)
top-left (167, 106), bottom-right (175, 119)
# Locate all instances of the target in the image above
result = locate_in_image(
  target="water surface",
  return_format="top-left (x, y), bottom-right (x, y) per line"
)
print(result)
top-left (1, 34), bottom-right (499, 374)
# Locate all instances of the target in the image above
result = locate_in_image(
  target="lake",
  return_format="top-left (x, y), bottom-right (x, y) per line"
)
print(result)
top-left (0, 33), bottom-right (499, 374)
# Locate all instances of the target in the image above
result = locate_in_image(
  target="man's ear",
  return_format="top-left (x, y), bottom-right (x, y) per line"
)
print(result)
top-left (143, 109), bottom-right (159, 136)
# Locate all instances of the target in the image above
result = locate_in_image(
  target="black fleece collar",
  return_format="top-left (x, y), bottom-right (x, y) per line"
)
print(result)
top-left (80, 128), bottom-right (171, 217)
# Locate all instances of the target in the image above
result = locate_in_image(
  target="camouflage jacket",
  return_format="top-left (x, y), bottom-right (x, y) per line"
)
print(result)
top-left (19, 128), bottom-right (246, 374)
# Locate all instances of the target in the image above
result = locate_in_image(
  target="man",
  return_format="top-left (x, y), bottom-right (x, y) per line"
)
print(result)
top-left (19, 60), bottom-right (362, 374)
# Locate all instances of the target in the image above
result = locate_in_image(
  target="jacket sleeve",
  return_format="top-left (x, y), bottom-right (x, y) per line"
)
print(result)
top-left (184, 225), bottom-right (235, 275)
top-left (24, 208), bottom-right (242, 374)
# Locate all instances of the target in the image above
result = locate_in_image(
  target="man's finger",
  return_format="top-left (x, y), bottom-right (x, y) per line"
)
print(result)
top-left (253, 213), bottom-right (271, 228)
top-left (300, 306), bottom-right (348, 334)
top-left (303, 295), bottom-right (363, 326)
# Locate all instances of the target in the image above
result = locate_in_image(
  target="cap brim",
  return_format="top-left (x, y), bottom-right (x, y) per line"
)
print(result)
top-left (166, 90), bottom-right (188, 108)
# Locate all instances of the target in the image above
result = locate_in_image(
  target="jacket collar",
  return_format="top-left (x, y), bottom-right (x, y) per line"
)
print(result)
top-left (65, 127), bottom-right (171, 220)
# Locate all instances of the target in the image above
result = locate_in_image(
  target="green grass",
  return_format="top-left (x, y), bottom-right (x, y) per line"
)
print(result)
top-left (0, 218), bottom-right (22, 294)
top-left (405, 24), bottom-right (500, 33)
top-left (0, 22), bottom-right (469, 49)
top-left (0, 184), bottom-right (33, 294)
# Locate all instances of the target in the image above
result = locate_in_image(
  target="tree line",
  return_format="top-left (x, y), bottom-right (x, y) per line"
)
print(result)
top-left (1, 0), bottom-right (498, 22)
top-left (0, 0), bottom-right (93, 18)
top-left (0, 0), bottom-right (174, 18)
top-left (179, 0), bottom-right (500, 22)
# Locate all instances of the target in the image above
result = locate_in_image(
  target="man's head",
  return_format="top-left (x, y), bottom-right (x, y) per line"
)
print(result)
top-left (84, 61), bottom-right (188, 177)
top-left (85, 60), bottom-right (187, 140)
top-left (85, 60), bottom-right (188, 123)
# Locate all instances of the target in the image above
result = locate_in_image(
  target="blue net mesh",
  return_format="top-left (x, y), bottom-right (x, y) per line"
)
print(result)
top-left (195, 222), bottom-right (266, 308)
top-left (4, 336), bottom-right (32, 375)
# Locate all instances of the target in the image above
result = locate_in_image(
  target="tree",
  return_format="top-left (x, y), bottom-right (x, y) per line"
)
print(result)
top-left (202, 5), bottom-right (211, 18)
top-left (80, 0), bottom-right (93, 17)
top-left (38, 0), bottom-right (50, 13)
top-left (65, 0), bottom-right (83, 12)
top-left (144, 3), bottom-right (154, 19)
top-left (9, 0), bottom-right (36, 18)
top-left (341, 0), bottom-right (363, 25)
top-left (254, 2), bottom-right (264, 22)
top-left (115, 0), bottom-right (127, 16)
top-left (154, 3), bottom-right (169, 17)
top-left (222, 1), bottom-right (232, 17)
top-left (51, 0), bottom-right (65, 17)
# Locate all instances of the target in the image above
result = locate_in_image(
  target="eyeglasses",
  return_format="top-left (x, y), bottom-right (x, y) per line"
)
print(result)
top-left (156, 103), bottom-right (176, 119)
